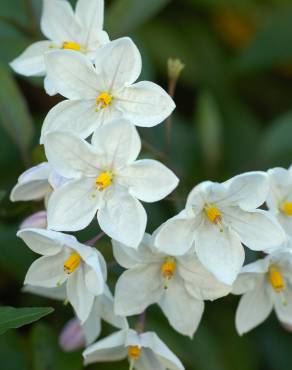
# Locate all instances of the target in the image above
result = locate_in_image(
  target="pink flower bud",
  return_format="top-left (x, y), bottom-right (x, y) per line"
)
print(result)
top-left (59, 318), bottom-right (86, 352)
top-left (20, 211), bottom-right (47, 229)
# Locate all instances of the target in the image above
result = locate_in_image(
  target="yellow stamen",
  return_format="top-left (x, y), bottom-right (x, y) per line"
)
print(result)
top-left (96, 92), bottom-right (112, 110)
top-left (95, 171), bottom-right (113, 191)
top-left (161, 257), bottom-right (176, 289)
top-left (62, 41), bottom-right (81, 51)
top-left (205, 206), bottom-right (222, 225)
top-left (282, 201), bottom-right (292, 216)
top-left (269, 265), bottom-right (285, 292)
top-left (64, 252), bottom-right (81, 274)
top-left (128, 346), bottom-right (142, 360)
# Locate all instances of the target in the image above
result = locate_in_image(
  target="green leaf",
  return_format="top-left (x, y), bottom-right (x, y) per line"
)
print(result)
top-left (0, 62), bottom-right (34, 162)
top-left (0, 307), bottom-right (54, 335)
top-left (106, 0), bottom-right (171, 37)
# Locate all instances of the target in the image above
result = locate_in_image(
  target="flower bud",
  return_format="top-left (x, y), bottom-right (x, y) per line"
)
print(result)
top-left (19, 211), bottom-right (47, 229)
top-left (59, 318), bottom-right (86, 352)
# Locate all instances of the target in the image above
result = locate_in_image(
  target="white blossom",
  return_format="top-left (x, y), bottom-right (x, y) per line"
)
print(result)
top-left (18, 228), bottom-right (106, 323)
top-left (40, 37), bottom-right (175, 142)
top-left (233, 249), bottom-right (292, 335)
top-left (83, 328), bottom-right (184, 370)
top-left (44, 119), bottom-right (178, 247)
top-left (155, 172), bottom-right (286, 285)
top-left (113, 232), bottom-right (230, 337)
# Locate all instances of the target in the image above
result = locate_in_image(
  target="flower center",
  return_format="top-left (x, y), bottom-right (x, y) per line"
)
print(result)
top-left (128, 345), bottom-right (142, 360)
top-left (62, 41), bottom-right (81, 51)
top-left (205, 205), bottom-right (222, 224)
top-left (268, 265), bottom-right (285, 292)
top-left (96, 92), bottom-right (112, 110)
top-left (64, 252), bottom-right (81, 274)
top-left (281, 201), bottom-right (292, 216)
top-left (161, 257), bottom-right (176, 289)
top-left (95, 171), bottom-right (113, 191)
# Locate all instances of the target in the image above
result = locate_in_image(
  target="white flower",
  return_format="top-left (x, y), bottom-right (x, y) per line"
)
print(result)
top-left (113, 233), bottom-right (230, 338)
top-left (24, 283), bottom-right (127, 346)
top-left (10, 0), bottom-right (108, 95)
top-left (155, 172), bottom-right (286, 285)
top-left (267, 166), bottom-right (292, 238)
top-left (40, 37), bottom-right (175, 142)
top-left (18, 228), bottom-right (106, 323)
top-left (44, 119), bottom-right (179, 247)
top-left (83, 328), bottom-right (184, 370)
top-left (233, 249), bottom-right (292, 335)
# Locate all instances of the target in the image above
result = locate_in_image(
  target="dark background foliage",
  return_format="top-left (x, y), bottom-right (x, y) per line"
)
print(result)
top-left (1, 0), bottom-right (292, 369)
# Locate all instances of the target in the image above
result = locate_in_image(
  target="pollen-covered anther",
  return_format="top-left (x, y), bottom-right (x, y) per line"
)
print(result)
top-left (269, 265), bottom-right (285, 292)
top-left (95, 171), bottom-right (113, 191)
top-left (282, 201), bottom-right (292, 216)
top-left (62, 41), bottom-right (81, 51)
top-left (64, 252), bottom-right (81, 274)
top-left (161, 257), bottom-right (176, 289)
top-left (96, 92), bottom-right (112, 110)
top-left (205, 206), bottom-right (222, 224)
top-left (128, 345), bottom-right (142, 360)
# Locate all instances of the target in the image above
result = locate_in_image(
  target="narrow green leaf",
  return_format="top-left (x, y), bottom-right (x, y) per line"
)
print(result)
top-left (0, 307), bottom-right (54, 335)
top-left (106, 0), bottom-right (171, 37)
top-left (0, 62), bottom-right (34, 162)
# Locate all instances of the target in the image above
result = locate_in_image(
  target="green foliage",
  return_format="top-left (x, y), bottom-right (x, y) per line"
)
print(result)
top-left (0, 307), bottom-right (54, 335)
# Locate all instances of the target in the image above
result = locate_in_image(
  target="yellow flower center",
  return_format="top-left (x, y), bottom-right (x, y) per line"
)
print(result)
top-left (64, 252), bottom-right (81, 274)
top-left (205, 205), bottom-right (222, 225)
top-left (282, 201), bottom-right (292, 216)
top-left (95, 171), bottom-right (113, 191)
top-left (96, 92), bottom-right (112, 110)
top-left (268, 265), bottom-right (285, 292)
top-left (128, 346), bottom-right (142, 360)
top-left (161, 257), bottom-right (176, 289)
top-left (62, 41), bottom-right (81, 51)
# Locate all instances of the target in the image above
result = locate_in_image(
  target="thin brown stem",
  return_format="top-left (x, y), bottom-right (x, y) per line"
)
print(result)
top-left (85, 232), bottom-right (105, 247)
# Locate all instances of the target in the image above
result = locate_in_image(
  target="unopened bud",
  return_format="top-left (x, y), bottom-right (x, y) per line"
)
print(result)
top-left (59, 318), bottom-right (86, 352)
top-left (168, 58), bottom-right (185, 81)
top-left (19, 211), bottom-right (47, 229)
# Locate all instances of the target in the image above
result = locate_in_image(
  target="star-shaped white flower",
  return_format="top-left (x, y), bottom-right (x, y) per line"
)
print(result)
top-left (24, 283), bottom-right (127, 346)
top-left (267, 166), bottom-right (292, 238)
top-left (10, 0), bottom-right (108, 95)
top-left (40, 37), bottom-right (175, 142)
top-left (83, 328), bottom-right (184, 370)
top-left (18, 228), bottom-right (106, 323)
top-left (44, 119), bottom-right (179, 248)
top-left (233, 249), bottom-right (292, 335)
top-left (113, 232), bottom-right (230, 338)
top-left (155, 172), bottom-right (286, 285)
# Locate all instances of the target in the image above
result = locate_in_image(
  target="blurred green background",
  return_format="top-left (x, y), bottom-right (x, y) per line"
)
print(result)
top-left (1, 0), bottom-right (292, 369)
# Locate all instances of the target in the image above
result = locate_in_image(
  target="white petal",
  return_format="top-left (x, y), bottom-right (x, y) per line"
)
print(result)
top-left (140, 332), bottom-right (184, 370)
top-left (267, 167), bottom-right (292, 211)
top-left (10, 41), bottom-right (52, 77)
top-left (225, 208), bottom-right (286, 251)
top-left (154, 214), bottom-right (197, 256)
top-left (41, 0), bottom-right (80, 42)
top-left (235, 280), bottom-right (273, 335)
top-left (159, 275), bottom-right (204, 338)
top-left (44, 131), bottom-right (101, 178)
top-left (76, 0), bottom-right (104, 46)
top-left (116, 81), bottom-right (175, 127)
top-left (91, 119), bottom-right (141, 169)
top-left (178, 255), bottom-right (231, 300)
top-left (10, 162), bottom-right (51, 202)
top-left (114, 265), bottom-right (161, 316)
top-left (24, 254), bottom-right (67, 288)
top-left (67, 266), bottom-right (95, 323)
top-left (22, 284), bottom-right (66, 300)
top-left (232, 273), bottom-right (261, 295)
top-left (185, 182), bottom-right (210, 215)
top-left (195, 222), bottom-right (245, 285)
top-left (98, 189), bottom-right (147, 248)
top-left (83, 330), bottom-right (127, 365)
top-left (220, 171), bottom-right (269, 210)
top-left (112, 234), bottom-right (161, 268)
top-left (82, 314), bottom-right (101, 346)
top-left (84, 264), bottom-right (105, 296)
top-left (47, 178), bottom-right (101, 231)
top-left (45, 50), bottom-right (99, 99)
top-left (274, 286), bottom-right (292, 325)
top-left (136, 350), bottom-right (164, 370)
top-left (17, 228), bottom-right (63, 256)
top-left (93, 37), bottom-right (141, 91)
top-left (41, 99), bottom-right (98, 143)
top-left (121, 159), bottom-right (179, 202)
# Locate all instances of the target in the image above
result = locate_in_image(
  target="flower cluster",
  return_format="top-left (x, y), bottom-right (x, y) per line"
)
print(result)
top-left (10, 0), bottom-right (292, 368)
